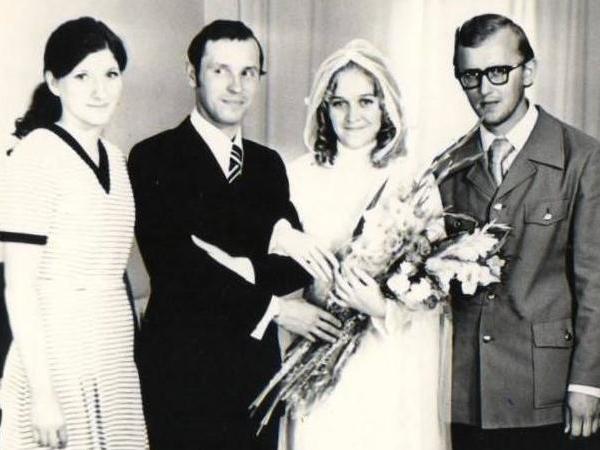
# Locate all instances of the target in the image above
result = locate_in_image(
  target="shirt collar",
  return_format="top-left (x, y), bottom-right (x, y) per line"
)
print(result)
top-left (479, 100), bottom-right (539, 153)
top-left (190, 108), bottom-right (243, 174)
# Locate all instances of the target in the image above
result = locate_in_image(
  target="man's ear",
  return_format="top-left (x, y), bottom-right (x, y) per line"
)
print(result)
top-left (44, 71), bottom-right (60, 96)
top-left (186, 61), bottom-right (198, 88)
top-left (522, 58), bottom-right (537, 88)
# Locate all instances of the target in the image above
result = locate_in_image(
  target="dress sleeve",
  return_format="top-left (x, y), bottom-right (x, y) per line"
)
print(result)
top-left (0, 132), bottom-right (59, 245)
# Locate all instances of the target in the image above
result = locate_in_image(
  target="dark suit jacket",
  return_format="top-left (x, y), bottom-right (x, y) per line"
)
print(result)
top-left (438, 107), bottom-right (600, 429)
top-left (128, 118), bottom-right (309, 448)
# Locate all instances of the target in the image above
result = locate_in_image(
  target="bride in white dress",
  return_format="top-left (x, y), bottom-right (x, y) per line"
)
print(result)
top-left (278, 40), bottom-right (451, 450)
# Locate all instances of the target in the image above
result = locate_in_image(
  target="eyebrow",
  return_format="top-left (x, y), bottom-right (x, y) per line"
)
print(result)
top-left (210, 62), bottom-right (259, 71)
top-left (330, 93), bottom-right (377, 99)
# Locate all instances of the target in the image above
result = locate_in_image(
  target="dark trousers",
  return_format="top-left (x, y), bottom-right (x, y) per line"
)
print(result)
top-left (452, 423), bottom-right (600, 450)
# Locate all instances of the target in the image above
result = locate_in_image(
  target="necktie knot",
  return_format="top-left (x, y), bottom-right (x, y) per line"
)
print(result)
top-left (488, 137), bottom-right (515, 186)
top-left (228, 144), bottom-right (243, 183)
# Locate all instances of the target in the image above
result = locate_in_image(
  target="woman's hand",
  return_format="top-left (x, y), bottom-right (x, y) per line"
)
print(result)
top-left (275, 298), bottom-right (342, 343)
top-left (274, 227), bottom-right (339, 283)
top-left (31, 391), bottom-right (67, 449)
top-left (333, 266), bottom-right (387, 318)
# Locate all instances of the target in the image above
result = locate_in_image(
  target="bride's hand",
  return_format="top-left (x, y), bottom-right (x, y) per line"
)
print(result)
top-left (275, 227), bottom-right (339, 283)
top-left (333, 266), bottom-right (386, 318)
top-left (31, 391), bottom-right (68, 449)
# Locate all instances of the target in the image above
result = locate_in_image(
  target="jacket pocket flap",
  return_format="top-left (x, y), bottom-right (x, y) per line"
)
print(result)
top-left (524, 199), bottom-right (567, 225)
top-left (532, 319), bottom-right (574, 348)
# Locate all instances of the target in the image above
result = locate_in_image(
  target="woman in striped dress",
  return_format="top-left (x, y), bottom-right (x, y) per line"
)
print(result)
top-left (0, 17), bottom-right (147, 449)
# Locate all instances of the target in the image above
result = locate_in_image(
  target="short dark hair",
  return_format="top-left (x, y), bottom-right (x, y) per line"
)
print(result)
top-left (187, 20), bottom-right (265, 80)
top-left (314, 62), bottom-right (399, 168)
top-left (453, 14), bottom-right (535, 74)
top-left (14, 17), bottom-right (127, 138)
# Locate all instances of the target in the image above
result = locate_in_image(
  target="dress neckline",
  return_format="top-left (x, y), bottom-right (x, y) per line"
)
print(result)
top-left (45, 124), bottom-right (111, 194)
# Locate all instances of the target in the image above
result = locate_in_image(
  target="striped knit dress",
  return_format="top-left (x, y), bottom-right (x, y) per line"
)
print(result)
top-left (0, 126), bottom-right (148, 449)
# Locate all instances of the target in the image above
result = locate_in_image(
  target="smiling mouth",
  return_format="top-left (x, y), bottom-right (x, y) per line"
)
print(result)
top-left (222, 99), bottom-right (245, 106)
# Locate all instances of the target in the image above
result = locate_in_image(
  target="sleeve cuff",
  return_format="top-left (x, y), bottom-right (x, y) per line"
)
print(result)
top-left (251, 296), bottom-right (281, 340)
top-left (236, 257), bottom-right (256, 285)
top-left (0, 231), bottom-right (47, 245)
top-left (268, 219), bottom-right (293, 255)
top-left (568, 384), bottom-right (600, 398)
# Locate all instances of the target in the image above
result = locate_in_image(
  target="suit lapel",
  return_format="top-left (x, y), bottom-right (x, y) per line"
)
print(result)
top-left (496, 108), bottom-right (564, 199)
top-left (175, 118), bottom-right (229, 187)
top-left (461, 134), bottom-right (497, 199)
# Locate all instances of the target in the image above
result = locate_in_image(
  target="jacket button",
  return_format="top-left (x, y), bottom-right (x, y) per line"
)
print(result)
top-left (487, 293), bottom-right (496, 300)
top-left (455, 220), bottom-right (462, 228)
top-left (543, 212), bottom-right (553, 221)
top-left (493, 203), bottom-right (503, 211)
top-left (564, 331), bottom-right (573, 341)
top-left (482, 335), bottom-right (493, 343)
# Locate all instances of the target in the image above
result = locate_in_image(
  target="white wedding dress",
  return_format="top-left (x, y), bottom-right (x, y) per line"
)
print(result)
top-left (280, 150), bottom-right (451, 450)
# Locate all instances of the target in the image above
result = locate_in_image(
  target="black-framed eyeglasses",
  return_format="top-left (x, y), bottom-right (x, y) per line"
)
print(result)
top-left (455, 62), bottom-right (527, 90)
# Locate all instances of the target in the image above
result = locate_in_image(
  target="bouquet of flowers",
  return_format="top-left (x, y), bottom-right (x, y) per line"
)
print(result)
top-left (250, 121), bottom-right (509, 433)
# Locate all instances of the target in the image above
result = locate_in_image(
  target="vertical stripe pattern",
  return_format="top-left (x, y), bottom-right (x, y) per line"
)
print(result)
top-left (228, 144), bottom-right (244, 183)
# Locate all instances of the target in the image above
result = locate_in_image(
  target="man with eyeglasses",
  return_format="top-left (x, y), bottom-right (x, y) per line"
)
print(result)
top-left (438, 13), bottom-right (600, 450)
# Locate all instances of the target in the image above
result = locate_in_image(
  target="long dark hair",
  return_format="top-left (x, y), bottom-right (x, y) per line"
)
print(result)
top-left (14, 17), bottom-right (127, 138)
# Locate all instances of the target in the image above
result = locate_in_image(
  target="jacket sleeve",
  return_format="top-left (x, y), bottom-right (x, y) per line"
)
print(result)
top-left (127, 142), bottom-right (279, 331)
top-left (249, 150), bottom-right (311, 296)
top-left (569, 145), bottom-right (600, 388)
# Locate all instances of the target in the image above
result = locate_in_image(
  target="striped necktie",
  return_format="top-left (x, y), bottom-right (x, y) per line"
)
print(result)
top-left (488, 137), bottom-right (515, 186)
top-left (228, 143), bottom-right (243, 183)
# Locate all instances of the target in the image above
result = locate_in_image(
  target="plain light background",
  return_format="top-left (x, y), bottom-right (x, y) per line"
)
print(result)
top-left (2, 0), bottom-right (600, 301)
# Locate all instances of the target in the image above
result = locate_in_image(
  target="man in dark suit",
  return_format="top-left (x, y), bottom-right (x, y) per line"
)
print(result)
top-left (438, 14), bottom-right (600, 450)
top-left (128, 20), bottom-right (341, 450)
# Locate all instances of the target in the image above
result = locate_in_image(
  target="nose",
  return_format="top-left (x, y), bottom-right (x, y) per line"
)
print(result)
top-left (346, 102), bottom-right (360, 123)
top-left (479, 74), bottom-right (494, 96)
top-left (92, 77), bottom-right (107, 99)
top-left (228, 73), bottom-right (243, 93)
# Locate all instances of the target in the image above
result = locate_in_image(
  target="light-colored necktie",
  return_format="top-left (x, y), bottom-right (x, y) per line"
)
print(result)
top-left (228, 143), bottom-right (243, 183)
top-left (488, 137), bottom-right (515, 186)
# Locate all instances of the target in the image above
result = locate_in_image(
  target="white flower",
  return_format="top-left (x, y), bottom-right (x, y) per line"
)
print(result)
top-left (399, 261), bottom-right (417, 277)
top-left (425, 257), bottom-right (454, 294)
top-left (456, 263), bottom-right (498, 295)
top-left (486, 255), bottom-right (506, 277)
top-left (387, 273), bottom-right (411, 298)
top-left (402, 278), bottom-right (433, 309)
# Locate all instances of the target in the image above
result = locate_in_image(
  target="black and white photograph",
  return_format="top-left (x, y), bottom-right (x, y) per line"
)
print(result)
top-left (1, 1), bottom-right (600, 449)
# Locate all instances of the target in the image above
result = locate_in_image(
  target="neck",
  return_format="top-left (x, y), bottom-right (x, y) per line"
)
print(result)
top-left (56, 119), bottom-right (102, 162)
top-left (337, 141), bottom-right (376, 165)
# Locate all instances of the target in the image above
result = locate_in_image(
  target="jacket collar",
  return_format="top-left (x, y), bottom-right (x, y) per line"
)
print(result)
top-left (451, 106), bottom-right (564, 199)
top-left (521, 106), bottom-right (565, 170)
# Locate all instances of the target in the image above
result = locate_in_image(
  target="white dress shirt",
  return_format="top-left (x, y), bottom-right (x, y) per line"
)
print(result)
top-left (189, 108), bottom-right (288, 339)
top-left (480, 101), bottom-right (600, 398)
top-left (479, 100), bottom-right (538, 174)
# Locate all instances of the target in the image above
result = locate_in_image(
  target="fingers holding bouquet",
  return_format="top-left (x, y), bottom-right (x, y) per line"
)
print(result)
top-left (333, 265), bottom-right (386, 318)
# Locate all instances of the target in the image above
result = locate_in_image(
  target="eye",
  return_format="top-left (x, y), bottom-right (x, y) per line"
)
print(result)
top-left (74, 73), bottom-right (88, 80)
top-left (106, 70), bottom-right (120, 79)
top-left (359, 97), bottom-right (376, 107)
top-left (488, 66), bottom-right (507, 77)
top-left (329, 99), bottom-right (346, 109)
top-left (212, 67), bottom-right (223, 75)
top-left (241, 68), bottom-right (258, 79)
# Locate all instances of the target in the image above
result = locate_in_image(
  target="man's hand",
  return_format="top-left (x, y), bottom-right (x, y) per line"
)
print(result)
top-left (274, 226), bottom-right (338, 283)
top-left (564, 391), bottom-right (600, 438)
top-left (191, 235), bottom-right (255, 284)
top-left (274, 298), bottom-right (342, 343)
